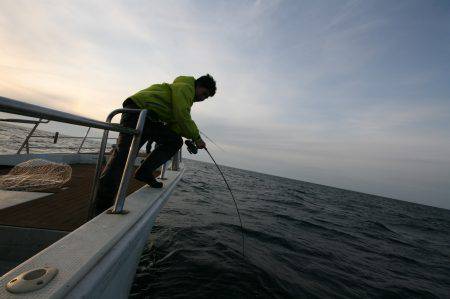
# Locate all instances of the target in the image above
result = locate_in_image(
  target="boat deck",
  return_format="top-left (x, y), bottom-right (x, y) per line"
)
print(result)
top-left (0, 164), bottom-right (146, 231)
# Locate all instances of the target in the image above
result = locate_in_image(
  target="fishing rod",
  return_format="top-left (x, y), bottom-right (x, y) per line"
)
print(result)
top-left (185, 139), bottom-right (245, 257)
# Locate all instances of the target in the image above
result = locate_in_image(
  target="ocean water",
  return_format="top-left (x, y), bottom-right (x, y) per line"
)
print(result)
top-left (130, 159), bottom-right (450, 298)
top-left (1, 123), bottom-right (449, 298)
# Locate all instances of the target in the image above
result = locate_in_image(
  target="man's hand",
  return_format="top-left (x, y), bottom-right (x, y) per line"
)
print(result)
top-left (195, 138), bottom-right (206, 149)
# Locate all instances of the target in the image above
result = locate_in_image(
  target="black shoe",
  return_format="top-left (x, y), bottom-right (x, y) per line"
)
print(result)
top-left (135, 173), bottom-right (163, 188)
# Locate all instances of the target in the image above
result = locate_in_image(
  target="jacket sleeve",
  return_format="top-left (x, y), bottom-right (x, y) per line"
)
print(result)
top-left (171, 83), bottom-right (201, 141)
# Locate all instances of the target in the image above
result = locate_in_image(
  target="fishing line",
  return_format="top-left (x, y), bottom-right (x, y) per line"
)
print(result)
top-left (203, 147), bottom-right (245, 257)
top-left (200, 131), bottom-right (226, 152)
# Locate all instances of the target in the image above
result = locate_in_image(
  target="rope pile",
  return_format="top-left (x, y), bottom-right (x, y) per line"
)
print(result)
top-left (0, 159), bottom-right (72, 191)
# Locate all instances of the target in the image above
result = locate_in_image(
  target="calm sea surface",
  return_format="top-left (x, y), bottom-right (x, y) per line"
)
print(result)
top-left (130, 159), bottom-right (450, 298)
top-left (1, 123), bottom-right (449, 298)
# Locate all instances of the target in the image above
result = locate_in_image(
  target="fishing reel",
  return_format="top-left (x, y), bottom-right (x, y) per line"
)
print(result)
top-left (185, 139), bottom-right (198, 154)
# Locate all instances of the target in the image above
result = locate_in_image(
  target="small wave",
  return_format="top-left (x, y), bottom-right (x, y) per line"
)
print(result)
top-left (262, 197), bottom-right (305, 209)
top-left (383, 252), bottom-right (422, 266)
top-left (380, 286), bottom-right (440, 298)
top-left (364, 220), bottom-right (397, 234)
top-left (154, 248), bottom-right (182, 265)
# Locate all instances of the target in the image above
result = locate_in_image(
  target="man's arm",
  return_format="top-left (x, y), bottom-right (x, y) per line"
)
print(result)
top-left (171, 83), bottom-right (201, 141)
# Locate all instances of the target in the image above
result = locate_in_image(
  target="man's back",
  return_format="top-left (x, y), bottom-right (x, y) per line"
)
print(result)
top-left (129, 76), bottom-right (199, 140)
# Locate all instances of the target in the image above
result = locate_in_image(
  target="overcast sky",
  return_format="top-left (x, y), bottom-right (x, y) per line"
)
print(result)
top-left (0, 0), bottom-right (449, 209)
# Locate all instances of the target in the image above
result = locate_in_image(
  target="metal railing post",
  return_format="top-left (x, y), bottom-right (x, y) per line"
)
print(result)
top-left (110, 109), bottom-right (147, 214)
top-left (159, 162), bottom-right (168, 180)
top-left (17, 118), bottom-right (42, 154)
top-left (171, 149), bottom-right (180, 171)
top-left (87, 108), bottom-right (144, 218)
top-left (77, 127), bottom-right (91, 153)
top-left (87, 123), bottom-right (113, 219)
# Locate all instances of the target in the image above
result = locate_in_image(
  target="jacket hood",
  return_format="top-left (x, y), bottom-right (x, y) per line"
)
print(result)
top-left (173, 76), bottom-right (195, 86)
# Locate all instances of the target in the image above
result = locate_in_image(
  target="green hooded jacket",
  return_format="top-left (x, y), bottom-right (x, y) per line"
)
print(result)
top-left (129, 76), bottom-right (201, 141)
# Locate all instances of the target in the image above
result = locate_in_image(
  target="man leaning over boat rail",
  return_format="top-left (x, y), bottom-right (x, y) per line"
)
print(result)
top-left (95, 74), bottom-right (217, 215)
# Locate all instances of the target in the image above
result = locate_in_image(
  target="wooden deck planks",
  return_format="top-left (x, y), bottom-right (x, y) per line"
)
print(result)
top-left (0, 164), bottom-right (145, 231)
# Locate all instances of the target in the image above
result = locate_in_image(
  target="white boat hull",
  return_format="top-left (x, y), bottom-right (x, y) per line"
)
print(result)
top-left (0, 153), bottom-right (184, 298)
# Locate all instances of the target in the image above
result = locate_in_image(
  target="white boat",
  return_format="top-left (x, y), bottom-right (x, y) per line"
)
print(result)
top-left (0, 96), bottom-right (184, 298)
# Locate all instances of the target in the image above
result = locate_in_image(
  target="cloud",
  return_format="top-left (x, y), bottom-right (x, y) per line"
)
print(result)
top-left (0, 0), bottom-right (449, 209)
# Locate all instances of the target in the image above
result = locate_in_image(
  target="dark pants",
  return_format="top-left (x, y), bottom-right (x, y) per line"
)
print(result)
top-left (95, 98), bottom-right (183, 214)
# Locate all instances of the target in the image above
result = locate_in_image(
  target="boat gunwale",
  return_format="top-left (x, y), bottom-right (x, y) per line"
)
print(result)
top-left (0, 161), bottom-right (184, 298)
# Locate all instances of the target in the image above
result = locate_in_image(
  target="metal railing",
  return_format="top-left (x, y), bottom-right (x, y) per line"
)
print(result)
top-left (0, 118), bottom-right (51, 154)
top-left (0, 96), bottom-right (182, 217)
top-left (89, 107), bottom-right (147, 216)
top-left (1, 117), bottom-right (118, 154)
